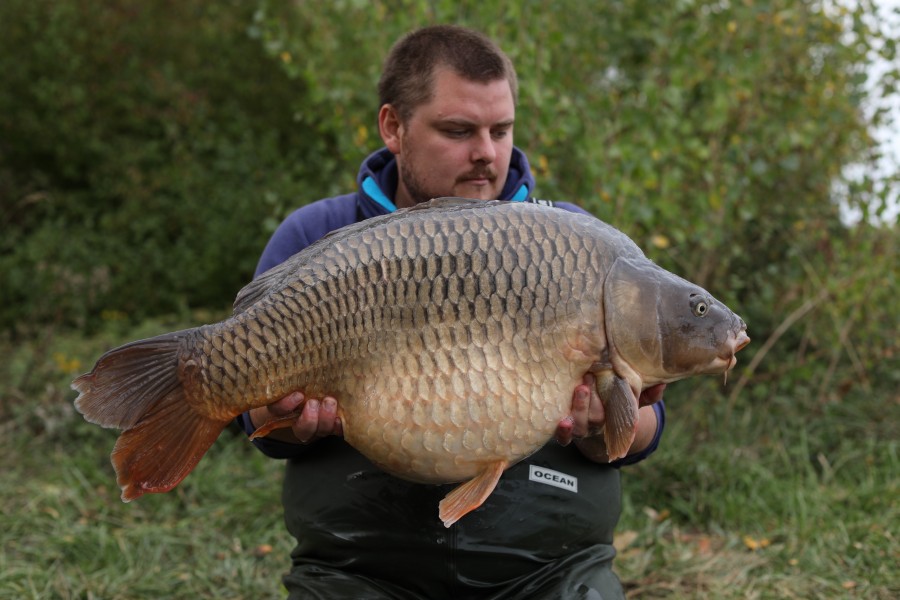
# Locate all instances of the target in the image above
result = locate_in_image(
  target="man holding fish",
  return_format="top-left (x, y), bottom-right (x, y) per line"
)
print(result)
top-left (240, 25), bottom-right (667, 599)
top-left (76, 21), bottom-right (747, 599)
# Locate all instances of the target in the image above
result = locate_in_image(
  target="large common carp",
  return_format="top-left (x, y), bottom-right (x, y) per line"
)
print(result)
top-left (73, 197), bottom-right (749, 526)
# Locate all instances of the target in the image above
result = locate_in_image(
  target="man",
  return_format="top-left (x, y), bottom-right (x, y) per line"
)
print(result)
top-left (237, 25), bottom-right (666, 599)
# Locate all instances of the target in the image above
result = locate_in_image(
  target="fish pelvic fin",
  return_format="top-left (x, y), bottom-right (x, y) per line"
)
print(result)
top-left (596, 370), bottom-right (639, 462)
top-left (71, 329), bottom-right (229, 501)
top-left (248, 409), bottom-right (305, 440)
top-left (438, 460), bottom-right (507, 528)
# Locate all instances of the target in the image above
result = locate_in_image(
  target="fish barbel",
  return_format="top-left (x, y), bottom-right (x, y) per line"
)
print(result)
top-left (73, 198), bottom-right (749, 526)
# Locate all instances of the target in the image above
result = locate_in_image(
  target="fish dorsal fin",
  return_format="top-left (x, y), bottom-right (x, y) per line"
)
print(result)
top-left (233, 198), bottom-right (501, 314)
top-left (409, 197), bottom-right (489, 211)
top-left (234, 197), bottom-right (548, 314)
top-left (232, 211), bottom-right (401, 314)
top-left (232, 254), bottom-right (300, 314)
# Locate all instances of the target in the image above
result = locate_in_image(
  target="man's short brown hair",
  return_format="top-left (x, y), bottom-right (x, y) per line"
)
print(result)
top-left (378, 25), bottom-right (518, 123)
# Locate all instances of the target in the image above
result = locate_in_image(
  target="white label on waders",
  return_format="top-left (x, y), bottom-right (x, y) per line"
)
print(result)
top-left (529, 465), bottom-right (578, 493)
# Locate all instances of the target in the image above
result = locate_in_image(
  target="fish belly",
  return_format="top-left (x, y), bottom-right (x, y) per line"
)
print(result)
top-left (339, 333), bottom-right (585, 483)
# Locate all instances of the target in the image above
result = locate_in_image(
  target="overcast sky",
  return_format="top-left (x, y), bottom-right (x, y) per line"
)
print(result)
top-left (859, 0), bottom-right (899, 222)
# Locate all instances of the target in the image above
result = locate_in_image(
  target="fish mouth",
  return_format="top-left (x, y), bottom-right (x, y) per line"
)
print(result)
top-left (736, 330), bottom-right (751, 352)
top-left (718, 330), bottom-right (751, 371)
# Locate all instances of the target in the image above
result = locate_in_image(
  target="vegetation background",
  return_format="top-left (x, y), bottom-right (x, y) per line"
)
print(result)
top-left (1, 0), bottom-right (897, 598)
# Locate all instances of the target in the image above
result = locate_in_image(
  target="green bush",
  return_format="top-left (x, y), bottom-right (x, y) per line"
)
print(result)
top-left (0, 0), bottom-right (327, 333)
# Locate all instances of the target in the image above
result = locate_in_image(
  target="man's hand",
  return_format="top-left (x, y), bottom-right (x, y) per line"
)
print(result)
top-left (248, 392), bottom-right (343, 444)
top-left (555, 374), bottom-right (665, 459)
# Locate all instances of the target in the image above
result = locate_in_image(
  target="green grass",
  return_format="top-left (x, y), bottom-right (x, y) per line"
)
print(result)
top-left (1, 314), bottom-right (295, 599)
top-left (616, 383), bottom-right (898, 599)
top-left (0, 434), bottom-right (291, 599)
top-left (2, 315), bottom-right (897, 598)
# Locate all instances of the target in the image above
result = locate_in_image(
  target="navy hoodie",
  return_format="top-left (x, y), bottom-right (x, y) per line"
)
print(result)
top-left (239, 146), bottom-right (664, 463)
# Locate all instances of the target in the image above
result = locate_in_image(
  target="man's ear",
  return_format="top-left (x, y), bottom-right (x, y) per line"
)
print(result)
top-left (378, 104), bottom-right (403, 153)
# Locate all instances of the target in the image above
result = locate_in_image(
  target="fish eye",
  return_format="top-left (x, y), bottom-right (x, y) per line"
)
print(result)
top-left (692, 299), bottom-right (709, 317)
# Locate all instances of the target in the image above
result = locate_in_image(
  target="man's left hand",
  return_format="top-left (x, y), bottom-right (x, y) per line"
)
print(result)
top-left (555, 374), bottom-right (665, 447)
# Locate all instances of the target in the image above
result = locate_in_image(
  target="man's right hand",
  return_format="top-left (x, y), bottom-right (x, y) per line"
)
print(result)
top-left (248, 392), bottom-right (343, 444)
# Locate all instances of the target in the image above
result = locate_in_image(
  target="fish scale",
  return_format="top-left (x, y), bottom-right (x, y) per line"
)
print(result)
top-left (73, 197), bottom-right (749, 526)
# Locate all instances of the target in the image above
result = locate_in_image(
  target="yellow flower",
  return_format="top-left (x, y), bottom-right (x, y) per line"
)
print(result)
top-left (354, 124), bottom-right (368, 148)
top-left (742, 535), bottom-right (771, 551)
top-left (651, 234), bottom-right (671, 249)
top-left (538, 155), bottom-right (550, 176)
top-left (53, 352), bottom-right (82, 375)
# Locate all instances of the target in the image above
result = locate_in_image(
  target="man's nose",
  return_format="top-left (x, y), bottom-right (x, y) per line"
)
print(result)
top-left (470, 131), bottom-right (496, 163)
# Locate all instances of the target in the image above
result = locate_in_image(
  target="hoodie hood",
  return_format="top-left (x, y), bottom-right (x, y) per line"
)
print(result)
top-left (356, 147), bottom-right (535, 219)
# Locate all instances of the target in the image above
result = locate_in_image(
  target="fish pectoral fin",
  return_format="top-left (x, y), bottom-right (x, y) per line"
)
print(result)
top-left (248, 409), bottom-right (305, 440)
top-left (112, 387), bottom-right (229, 502)
top-left (596, 371), bottom-right (639, 462)
top-left (438, 460), bottom-right (507, 528)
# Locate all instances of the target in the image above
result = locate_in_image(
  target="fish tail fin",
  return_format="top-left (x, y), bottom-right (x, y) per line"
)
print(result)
top-left (72, 330), bottom-right (193, 429)
top-left (112, 386), bottom-right (226, 501)
top-left (71, 329), bottom-right (228, 501)
top-left (438, 460), bottom-right (507, 528)
top-left (596, 371), bottom-right (639, 462)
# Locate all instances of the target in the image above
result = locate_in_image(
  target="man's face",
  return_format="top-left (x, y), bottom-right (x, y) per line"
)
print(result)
top-left (383, 68), bottom-right (515, 209)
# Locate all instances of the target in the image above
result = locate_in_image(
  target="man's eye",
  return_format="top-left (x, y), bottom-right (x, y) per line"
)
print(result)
top-left (445, 130), bottom-right (468, 138)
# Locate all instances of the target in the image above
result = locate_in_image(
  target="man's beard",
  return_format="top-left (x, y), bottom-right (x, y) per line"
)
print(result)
top-left (399, 162), bottom-right (434, 206)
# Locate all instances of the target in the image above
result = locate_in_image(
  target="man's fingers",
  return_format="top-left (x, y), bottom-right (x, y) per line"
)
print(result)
top-left (317, 397), bottom-right (339, 437)
top-left (587, 384), bottom-right (604, 424)
top-left (556, 382), bottom-right (588, 445)
top-left (582, 373), bottom-right (596, 389)
top-left (293, 399), bottom-right (320, 443)
top-left (555, 416), bottom-right (575, 446)
top-left (270, 391), bottom-right (305, 416)
top-left (291, 396), bottom-right (342, 443)
top-left (570, 384), bottom-right (591, 438)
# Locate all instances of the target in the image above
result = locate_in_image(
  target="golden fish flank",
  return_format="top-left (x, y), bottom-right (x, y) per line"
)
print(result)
top-left (72, 197), bottom-right (749, 527)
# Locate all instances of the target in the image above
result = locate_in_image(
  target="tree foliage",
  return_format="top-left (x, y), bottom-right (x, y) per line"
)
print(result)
top-left (1, 0), bottom-right (897, 401)
top-left (0, 0), bottom-right (318, 329)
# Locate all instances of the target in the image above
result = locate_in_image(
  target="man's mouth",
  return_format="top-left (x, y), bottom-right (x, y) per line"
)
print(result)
top-left (460, 172), bottom-right (494, 184)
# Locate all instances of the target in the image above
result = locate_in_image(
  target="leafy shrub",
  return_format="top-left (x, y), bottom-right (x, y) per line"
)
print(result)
top-left (0, 0), bottom-right (328, 333)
